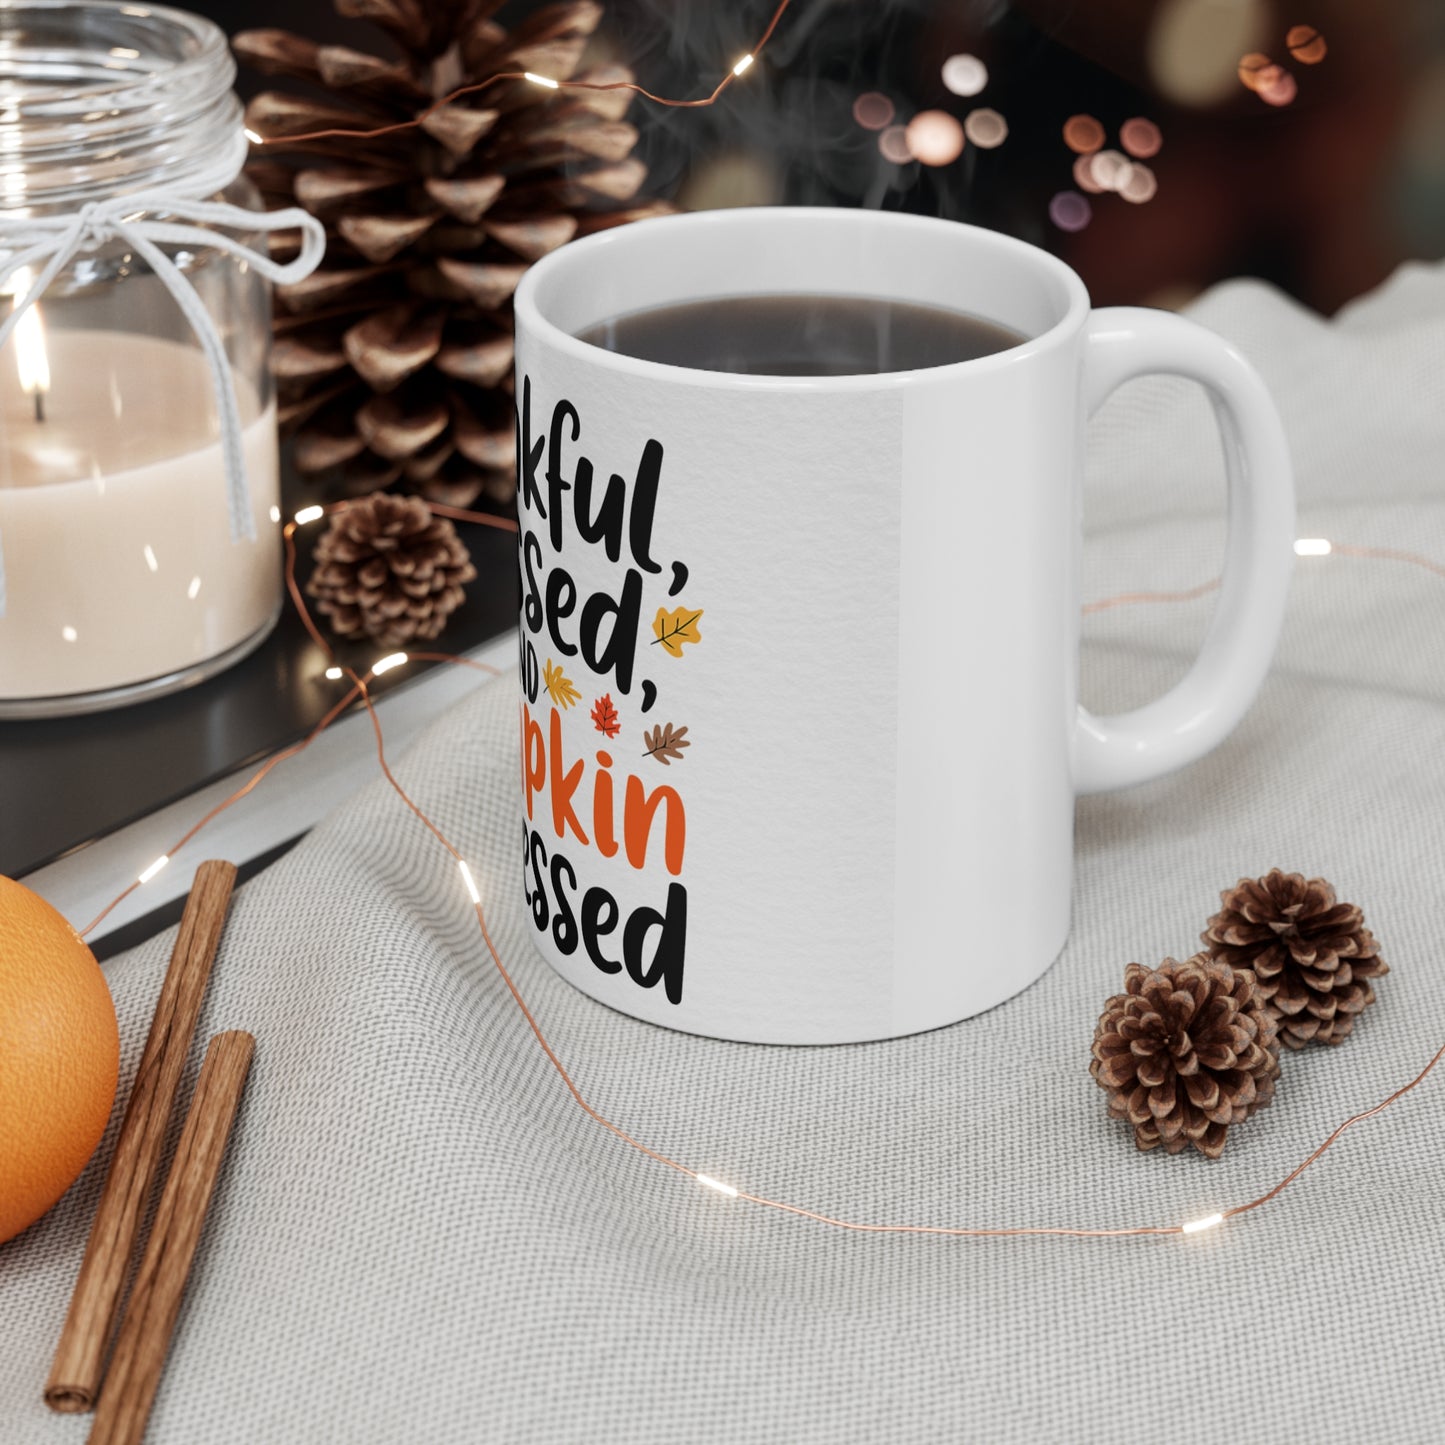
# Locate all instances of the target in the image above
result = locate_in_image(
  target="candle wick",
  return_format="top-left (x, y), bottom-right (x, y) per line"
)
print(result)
top-left (33, 390), bottom-right (45, 423)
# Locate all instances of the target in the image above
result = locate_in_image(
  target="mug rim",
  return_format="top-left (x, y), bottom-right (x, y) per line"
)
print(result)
top-left (515, 206), bottom-right (1092, 391)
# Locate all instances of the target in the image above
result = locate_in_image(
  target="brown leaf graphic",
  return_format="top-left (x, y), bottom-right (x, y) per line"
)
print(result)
top-left (642, 722), bottom-right (690, 765)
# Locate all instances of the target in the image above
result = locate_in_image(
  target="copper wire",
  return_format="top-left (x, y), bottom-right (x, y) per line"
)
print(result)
top-left (80, 507), bottom-right (1445, 1241)
top-left (256, 0), bottom-right (795, 147)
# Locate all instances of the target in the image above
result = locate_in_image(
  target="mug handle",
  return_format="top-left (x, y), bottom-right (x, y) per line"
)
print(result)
top-left (1075, 307), bottom-right (1295, 794)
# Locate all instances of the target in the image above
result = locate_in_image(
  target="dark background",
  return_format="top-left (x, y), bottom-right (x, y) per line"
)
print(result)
top-left (204, 0), bottom-right (1445, 316)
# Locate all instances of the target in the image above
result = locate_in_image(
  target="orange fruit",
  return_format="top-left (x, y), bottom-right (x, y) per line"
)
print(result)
top-left (0, 876), bottom-right (119, 1245)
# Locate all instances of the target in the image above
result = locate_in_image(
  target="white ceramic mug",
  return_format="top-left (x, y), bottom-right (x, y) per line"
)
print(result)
top-left (512, 208), bottom-right (1293, 1045)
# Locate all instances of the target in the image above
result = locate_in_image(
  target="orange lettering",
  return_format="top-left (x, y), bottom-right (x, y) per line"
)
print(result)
top-left (549, 705), bottom-right (589, 845)
top-left (523, 702), bottom-right (546, 820)
top-left (593, 751), bottom-right (618, 858)
top-left (623, 775), bottom-right (686, 876)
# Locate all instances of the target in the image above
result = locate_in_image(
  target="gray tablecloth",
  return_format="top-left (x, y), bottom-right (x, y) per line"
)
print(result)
top-left (3, 263), bottom-right (1444, 1444)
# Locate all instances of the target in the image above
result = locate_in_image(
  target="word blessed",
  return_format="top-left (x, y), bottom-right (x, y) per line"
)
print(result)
top-left (521, 701), bottom-right (687, 1004)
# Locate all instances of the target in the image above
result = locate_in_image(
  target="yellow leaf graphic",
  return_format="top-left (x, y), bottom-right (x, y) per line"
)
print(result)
top-left (543, 657), bottom-right (581, 709)
top-left (652, 605), bottom-right (703, 659)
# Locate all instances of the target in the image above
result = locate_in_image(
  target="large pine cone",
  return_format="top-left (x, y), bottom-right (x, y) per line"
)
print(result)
top-left (307, 493), bottom-right (476, 646)
top-left (1201, 869), bottom-right (1388, 1049)
top-left (235, 0), bottom-right (668, 510)
top-left (1091, 956), bottom-right (1281, 1159)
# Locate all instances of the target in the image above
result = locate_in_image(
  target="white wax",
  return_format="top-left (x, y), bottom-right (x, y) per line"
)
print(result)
top-left (0, 330), bottom-right (281, 700)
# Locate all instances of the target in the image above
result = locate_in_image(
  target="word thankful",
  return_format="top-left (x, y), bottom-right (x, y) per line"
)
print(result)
top-left (521, 701), bottom-right (688, 1004)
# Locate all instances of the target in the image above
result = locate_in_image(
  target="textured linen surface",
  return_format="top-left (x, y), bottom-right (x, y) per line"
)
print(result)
top-left (3, 266), bottom-right (1445, 1445)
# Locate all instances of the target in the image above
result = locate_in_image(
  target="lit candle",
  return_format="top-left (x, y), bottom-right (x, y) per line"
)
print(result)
top-left (0, 329), bottom-right (280, 706)
top-left (7, 268), bottom-right (50, 422)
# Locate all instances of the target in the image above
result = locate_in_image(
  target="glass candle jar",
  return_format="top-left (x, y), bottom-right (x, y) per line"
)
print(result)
top-left (0, 1), bottom-right (287, 716)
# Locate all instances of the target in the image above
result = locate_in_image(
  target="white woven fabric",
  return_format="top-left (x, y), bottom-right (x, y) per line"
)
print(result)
top-left (3, 263), bottom-right (1444, 1444)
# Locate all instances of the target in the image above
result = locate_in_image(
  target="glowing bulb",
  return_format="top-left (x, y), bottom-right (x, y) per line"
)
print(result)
top-left (524, 71), bottom-right (559, 89)
top-left (324, 665), bottom-right (344, 680)
top-left (372, 651), bottom-right (408, 676)
top-left (294, 505), bottom-right (324, 525)
top-left (243, 127), bottom-right (263, 145)
top-left (732, 53), bottom-right (754, 76)
top-left (941, 53), bottom-right (988, 97)
top-left (1181, 1212), bottom-right (1224, 1234)
top-left (6, 267), bottom-right (50, 416)
top-left (1294, 537), bottom-right (1332, 556)
top-left (138, 854), bottom-right (170, 885)
top-left (905, 110), bottom-right (965, 167)
top-left (459, 859), bottom-right (482, 904)
top-left (696, 1173), bottom-right (739, 1198)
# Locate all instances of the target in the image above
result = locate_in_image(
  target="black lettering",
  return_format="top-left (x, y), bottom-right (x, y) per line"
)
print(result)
top-left (518, 633), bottom-right (539, 704)
top-left (623, 882), bottom-right (687, 1005)
top-left (528, 828), bottom-right (550, 931)
top-left (581, 888), bottom-right (621, 974)
top-left (522, 530), bottom-right (544, 635)
top-left (544, 567), bottom-right (578, 657)
top-left (547, 399), bottom-right (580, 554)
top-left (550, 853), bottom-right (578, 954)
top-left (579, 568), bottom-right (642, 694)
top-left (575, 460), bottom-right (626, 562)
top-left (517, 376), bottom-right (546, 520)
top-left (627, 439), bottom-right (664, 575)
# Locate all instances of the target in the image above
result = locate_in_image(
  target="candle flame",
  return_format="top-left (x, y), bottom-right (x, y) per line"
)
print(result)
top-left (6, 267), bottom-right (50, 409)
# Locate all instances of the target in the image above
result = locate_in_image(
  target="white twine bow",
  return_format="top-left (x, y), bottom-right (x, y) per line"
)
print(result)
top-left (0, 190), bottom-right (326, 617)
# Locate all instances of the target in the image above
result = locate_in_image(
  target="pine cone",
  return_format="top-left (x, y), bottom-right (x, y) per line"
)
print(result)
top-left (235, 1), bottom-right (669, 510)
top-left (1202, 869), bottom-right (1388, 1049)
top-left (307, 493), bottom-right (476, 646)
top-left (1091, 956), bottom-right (1281, 1159)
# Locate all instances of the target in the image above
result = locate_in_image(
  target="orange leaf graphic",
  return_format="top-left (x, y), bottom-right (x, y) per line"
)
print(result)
top-left (590, 693), bottom-right (621, 738)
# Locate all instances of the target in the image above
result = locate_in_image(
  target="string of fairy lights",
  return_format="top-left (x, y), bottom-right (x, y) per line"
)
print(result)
top-left (71, 4), bottom-right (1440, 1243)
top-left (78, 502), bottom-right (1445, 1244)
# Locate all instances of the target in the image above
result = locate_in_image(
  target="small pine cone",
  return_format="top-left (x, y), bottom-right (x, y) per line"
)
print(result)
top-left (1091, 956), bottom-right (1281, 1159)
top-left (1201, 870), bottom-right (1389, 1049)
top-left (307, 493), bottom-right (476, 647)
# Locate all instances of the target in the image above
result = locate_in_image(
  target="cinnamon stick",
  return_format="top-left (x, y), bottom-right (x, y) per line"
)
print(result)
top-left (46, 860), bottom-right (238, 1413)
top-left (87, 1032), bottom-right (255, 1445)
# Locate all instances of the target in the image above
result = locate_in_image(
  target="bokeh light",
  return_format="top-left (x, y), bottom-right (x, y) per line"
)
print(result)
top-left (1237, 52), bottom-right (1273, 91)
top-left (941, 54), bottom-right (988, 97)
top-left (1119, 118), bottom-right (1163, 159)
top-left (1088, 148), bottom-right (1132, 192)
top-left (1149, 0), bottom-right (1269, 107)
top-left (1073, 153), bottom-right (1105, 194)
top-left (905, 109), bottom-right (965, 166)
top-left (852, 92), bottom-right (895, 131)
top-left (1063, 114), bottom-right (1106, 154)
top-left (1049, 191), bottom-right (1093, 233)
top-left (1119, 164), bottom-right (1159, 204)
top-left (878, 125), bottom-right (913, 163)
top-left (1258, 67), bottom-right (1298, 106)
top-left (963, 107), bottom-right (1008, 149)
top-left (1287, 24), bottom-right (1327, 64)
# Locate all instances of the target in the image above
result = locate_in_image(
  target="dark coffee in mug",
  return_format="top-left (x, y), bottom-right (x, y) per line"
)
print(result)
top-left (575, 293), bottom-right (1025, 376)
